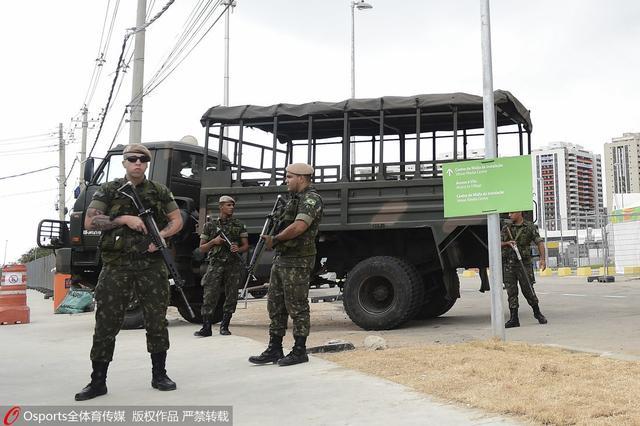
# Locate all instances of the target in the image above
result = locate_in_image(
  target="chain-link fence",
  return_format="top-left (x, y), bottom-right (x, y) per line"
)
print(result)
top-left (538, 210), bottom-right (640, 275)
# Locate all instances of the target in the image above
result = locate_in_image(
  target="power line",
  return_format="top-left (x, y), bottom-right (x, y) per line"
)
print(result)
top-left (0, 187), bottom-right (58, 198)
top-left (0, 166), bottom-right (58, 181)
top-left (88, 0), bottom-right (176, 157)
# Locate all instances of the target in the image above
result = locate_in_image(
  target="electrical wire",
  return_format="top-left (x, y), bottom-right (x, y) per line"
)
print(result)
top-left (0, 166), bottom-right (58, 181)
top-left (0, 188), bottom-right (58, 198)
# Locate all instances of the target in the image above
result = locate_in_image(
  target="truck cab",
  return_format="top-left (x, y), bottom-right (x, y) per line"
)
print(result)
top-left (38, 141), bottom-right (229, 325)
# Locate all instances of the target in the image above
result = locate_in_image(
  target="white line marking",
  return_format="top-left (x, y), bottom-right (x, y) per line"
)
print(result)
top-left (561, 293), bottom-right (587, 297)
top-left (603, 295), bottom-right (626, 299)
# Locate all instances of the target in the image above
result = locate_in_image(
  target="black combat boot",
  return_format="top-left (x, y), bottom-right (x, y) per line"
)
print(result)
top-left (150, 351), bottom-right (177, 391)
top-left (505, 308), bottom-right (520, 328)
top-left (248, 334), bottom-right (284, 364)
top-left (277, 335), bottom-right (309, 367)
top-left (532, 305), bottom-right (548, 324)
top-left (194, 321), bottom-right (212, 337)
top-left (75, 361), bottom-right (109, 401)
top-left (219, 313), bottom-right (232, 335)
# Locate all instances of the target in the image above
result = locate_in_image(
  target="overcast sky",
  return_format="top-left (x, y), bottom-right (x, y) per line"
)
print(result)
top-left (1, 0), bottom-right (639, 263)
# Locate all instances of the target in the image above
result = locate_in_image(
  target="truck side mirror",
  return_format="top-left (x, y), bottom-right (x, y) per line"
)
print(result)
top-left (84, 158), bottom-right (94, 183)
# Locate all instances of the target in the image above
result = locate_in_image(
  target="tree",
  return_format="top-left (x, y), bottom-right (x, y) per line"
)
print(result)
top-left (17, 247), bottom-right (53, 264)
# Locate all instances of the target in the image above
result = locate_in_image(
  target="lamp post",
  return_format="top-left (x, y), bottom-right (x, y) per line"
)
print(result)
top-left (537, 177), bottom-right (549, 267)
top-left (350, 0), bottom-right (373, 167)
top-left (351, 0), bottom-right (373, 99)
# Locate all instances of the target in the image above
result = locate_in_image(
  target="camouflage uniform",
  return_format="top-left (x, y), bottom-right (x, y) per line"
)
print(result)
top-left (199, 217), bottom-right (248, 320)
top-left (268, 186), bottom-right (323, 337)
top-left (88, 177), bottom-right (178, 362)
top-left (501, 220), bottom-right (542, 310)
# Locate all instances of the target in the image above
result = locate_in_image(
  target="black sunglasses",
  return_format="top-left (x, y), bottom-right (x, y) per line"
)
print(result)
top-left (125, 155), bottom-right (150, 163)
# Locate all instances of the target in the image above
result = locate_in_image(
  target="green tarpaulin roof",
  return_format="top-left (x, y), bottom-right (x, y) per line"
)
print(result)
top-left (201, 90), bottom-right (532, 141)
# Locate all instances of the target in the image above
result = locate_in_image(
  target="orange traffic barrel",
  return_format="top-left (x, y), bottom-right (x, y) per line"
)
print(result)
top-left (0, 264), bottom-right (30, 325)
top-left (53, 273), bottom-right (72, 312)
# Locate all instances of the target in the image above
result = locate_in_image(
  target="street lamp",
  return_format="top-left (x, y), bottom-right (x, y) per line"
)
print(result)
top-left (351, 0), bottom-right (373, 99)
top-left (350, 0), bottom-right (373, 167)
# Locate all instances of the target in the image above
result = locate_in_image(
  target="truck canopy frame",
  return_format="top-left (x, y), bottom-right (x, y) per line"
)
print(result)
top-left (200, 90), bottom-right (532, 186)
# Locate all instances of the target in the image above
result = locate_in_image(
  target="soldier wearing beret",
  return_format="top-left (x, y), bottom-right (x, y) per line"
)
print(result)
top-left (501, 211), bottom-right (548, 328)
top-left (194, 195), bottom-right (249, 337)
top-left (249, 163), bottom-right (323, 366)
top-left (75, 143), bottom-right (183, 401)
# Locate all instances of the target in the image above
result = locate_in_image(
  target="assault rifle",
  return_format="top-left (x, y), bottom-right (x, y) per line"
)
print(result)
top-left (239, 195), bottom-right (286, 299)
top-left (117, 181), bottom-right (196, 319)
top-left (503, 220), bottom-right (534, 290)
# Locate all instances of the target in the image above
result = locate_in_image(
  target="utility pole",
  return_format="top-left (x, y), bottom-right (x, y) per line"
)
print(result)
top-left (79, 106), bottom-right (89, 188)
top-left (480, 0), bottom-right (505, 340)
top-left (129, 0), bottom-right (147, 145)
top-left (222, 0), bottom-right (236, 156)
top-left (58, 123), bottom-right (66, 221)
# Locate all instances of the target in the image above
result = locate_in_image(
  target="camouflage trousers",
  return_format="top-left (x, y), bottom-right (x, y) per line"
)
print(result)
top-left (201, 260), bottom-right (242, 320)
top-left (503, 260), bottom-right (539, 310)
top-left (91, 262), bottom-right (170, 362)
top-left (267, 256), bottom-right (314, 337)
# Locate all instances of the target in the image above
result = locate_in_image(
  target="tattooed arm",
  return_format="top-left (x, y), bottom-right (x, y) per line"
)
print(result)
top-left (159, 209), bottom-right (183, 239)
top-left (84, 208), bottom-right (146, 232)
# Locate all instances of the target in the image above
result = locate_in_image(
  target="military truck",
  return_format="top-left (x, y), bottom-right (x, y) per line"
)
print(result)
top-left (197, 90), bottom-right (532, 330)
top-left (37, 141), bottom-right (269, 328)
top-left (39, 90), bottom-right (532, 330)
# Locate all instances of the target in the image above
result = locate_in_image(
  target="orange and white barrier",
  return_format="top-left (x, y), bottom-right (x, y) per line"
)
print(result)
top-left (0, 264), bottom-right (30, 325)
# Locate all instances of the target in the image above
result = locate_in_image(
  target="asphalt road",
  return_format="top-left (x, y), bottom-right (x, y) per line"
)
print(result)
top-left (216, 274), bottom-right (640, 361)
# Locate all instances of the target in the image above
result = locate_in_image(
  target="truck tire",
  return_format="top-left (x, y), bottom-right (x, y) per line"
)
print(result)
top-left (343, 256), bottom-right (424, 330)
top-left (177, 297), bottom-right (223, 324)
top-left (121, 306), bottom-right (145, 330)
top-left (248, 288), bottom-right (268, 299)
top-left (414, 292), bottom-right (457, 319)
top-left (414, 273), bottom-right (457, 319)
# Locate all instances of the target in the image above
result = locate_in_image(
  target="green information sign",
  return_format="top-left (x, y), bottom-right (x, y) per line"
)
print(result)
top-left (443, 155), bottom-right (533, 218)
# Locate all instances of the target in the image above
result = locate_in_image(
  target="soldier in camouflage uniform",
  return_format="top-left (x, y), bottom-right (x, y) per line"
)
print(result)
top-left (194, 195), bottom-right (248, 337)
top-left (249, 163), bottom-right (323, 367)
top-left (501, 211), bottom-right (548, 328)
top-left (75, 144), bottom-right (183, 401)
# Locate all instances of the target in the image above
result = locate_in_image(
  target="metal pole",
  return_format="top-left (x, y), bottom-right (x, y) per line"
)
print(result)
top-left (58, 123), bottom-right (66, 221)
top-left (222, 1), bottom-right (235, 156)
top-left (350, 2), bottom-right (356, 99)
top-left (79, 106), bottom-right (88, 189)
top-left (3, 240), bottom-right (7, 266)
top-left (128, 0), bottom-right (147, 144)
top-left (350, 2), bottom-right (356, 166)
top-left (480, 0), bottom-right (505, 340)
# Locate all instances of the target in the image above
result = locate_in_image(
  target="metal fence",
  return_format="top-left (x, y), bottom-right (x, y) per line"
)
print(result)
top-left (538, 211), bottom-right (640, 274)
top-left (25, 254), bottom-right (55, 296)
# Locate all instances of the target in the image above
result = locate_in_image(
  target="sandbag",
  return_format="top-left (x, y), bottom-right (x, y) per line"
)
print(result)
top-left (55, 290), bottom-right (94, 314)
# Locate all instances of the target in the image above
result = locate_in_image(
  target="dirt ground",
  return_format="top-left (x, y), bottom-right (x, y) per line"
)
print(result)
top-left (168, 284), bottom-right (640, 426)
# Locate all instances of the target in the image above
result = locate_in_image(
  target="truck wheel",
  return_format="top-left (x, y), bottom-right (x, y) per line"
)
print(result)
top-left (121, 306), bottom-right (145, 330)
top-left (177, 302), bottom-right (203, 324)
top-left (414, 292), bottom-right (457, 319)
top-left (343, 256), bottom-right (424, 330)
top-left (414, 273), bottom-right (457, 319)
top-left (248, 288), bottom-right (268, 299)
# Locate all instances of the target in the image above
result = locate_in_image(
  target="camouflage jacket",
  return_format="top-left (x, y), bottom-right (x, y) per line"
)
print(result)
top-left (501, 220), bottom-right (542, 264)
top-left (200, 217), bottom-right (248, 264)
top-left (275, 185), bottom-right (323, 261)
top-left (89, 177), bottom-right (178, 267)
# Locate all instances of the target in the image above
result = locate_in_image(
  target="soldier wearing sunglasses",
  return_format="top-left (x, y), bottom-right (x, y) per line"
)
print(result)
top-left (75, 144), bottom-right (183, 401)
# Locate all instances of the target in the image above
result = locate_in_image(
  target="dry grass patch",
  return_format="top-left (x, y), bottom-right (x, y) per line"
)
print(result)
top-left (323, 340), bottom-right (640, 425)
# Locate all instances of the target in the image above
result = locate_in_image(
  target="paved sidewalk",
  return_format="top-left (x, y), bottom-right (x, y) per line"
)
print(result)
top-left (0, 291), bottom-right (522, 425)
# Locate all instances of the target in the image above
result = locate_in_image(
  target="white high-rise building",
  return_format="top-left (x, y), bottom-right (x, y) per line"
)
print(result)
top-left (532, 142), bottom-right (604, 231)
top-left (604, 132), bottom-right (640, 210)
